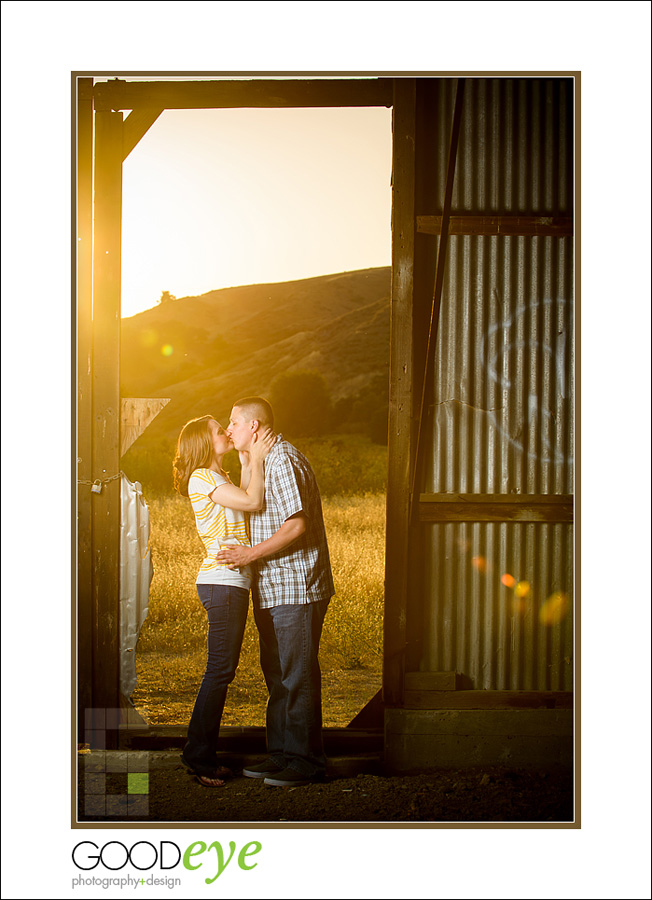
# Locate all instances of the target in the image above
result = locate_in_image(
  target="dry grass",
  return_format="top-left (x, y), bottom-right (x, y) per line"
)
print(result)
top-left (132, 493), bottom-right (385, 728)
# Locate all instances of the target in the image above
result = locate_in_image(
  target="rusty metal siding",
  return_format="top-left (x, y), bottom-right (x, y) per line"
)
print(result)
top-left (421, 522), bottom-right (573, 690)
top-left (425, 78), bottom-right (573, 216)
top-left (454, 77), bottom-right (573, 215)
top-left (424, 234), bottom-right (574, 495)
top-left (416, 78), bottom-right (574, 691)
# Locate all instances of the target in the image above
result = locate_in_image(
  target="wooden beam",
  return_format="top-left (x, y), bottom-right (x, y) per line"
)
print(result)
top-left (94, 78), bottom-right (394, 111)
top-left (346, 689), bottom-right (384, 730)
top-left (403, 690), bottom-right (573, 710)
top-left (405, 671), bottom-right (459, 691)
top-left (417, 215), bottom-right (574, 236)
top-left (76, 76), bottom-right (94, 741)
top-left (411, 78), bottom-right (465, 509)
top-left (91, 109), bottom-right (124, 741)
top-left (122, 725), bottom-right (383, 754)
top-left (384, 79), bottom-right (417, 708)
top-left (122, 109), bottom-right (164, 160)
top-left (411, 79), bottom-right (441, 412)
top-left (402, 80), bottom-right (447, 675)
top-left (419, 493), bottom-right (574, 523)
top-left (120, 397), bottom-right (170, 456)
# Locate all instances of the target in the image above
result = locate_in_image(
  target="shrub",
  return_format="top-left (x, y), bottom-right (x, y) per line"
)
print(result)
top-left (269, 370), bottom-right (333, 437)
top-left (122, 432), bottom-right (387, 500)
top-left (292, 435), bottom-right (387, 496)
top-left (121, 438), bottom-right (178, 496)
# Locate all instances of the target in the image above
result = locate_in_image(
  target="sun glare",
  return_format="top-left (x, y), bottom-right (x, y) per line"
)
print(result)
top-left (120, 106), bottom-right (392, 318)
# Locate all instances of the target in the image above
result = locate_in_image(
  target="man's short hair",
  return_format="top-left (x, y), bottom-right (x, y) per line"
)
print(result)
top-left (233, 397), bottom-right (274, 429)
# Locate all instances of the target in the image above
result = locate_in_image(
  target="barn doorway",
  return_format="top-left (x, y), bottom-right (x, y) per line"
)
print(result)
top-left (93, 90), bottom-right (394, 728)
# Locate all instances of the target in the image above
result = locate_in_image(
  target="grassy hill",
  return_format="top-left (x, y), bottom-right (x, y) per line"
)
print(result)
top-left (120, 267), bottom-right (391, 494)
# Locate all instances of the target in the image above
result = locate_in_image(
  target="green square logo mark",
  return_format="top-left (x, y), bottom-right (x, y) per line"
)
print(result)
top-left (127, 773), bottom-right (149, 795)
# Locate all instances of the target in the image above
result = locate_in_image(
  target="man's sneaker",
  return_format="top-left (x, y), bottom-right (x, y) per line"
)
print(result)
top-left (242, 759), bottom-right (284, 779)
top-left (263, 767), bottom-right (315, 787)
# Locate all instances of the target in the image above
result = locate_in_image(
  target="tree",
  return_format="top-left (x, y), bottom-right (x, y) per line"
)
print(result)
top-left (269, 370), bottom-right (333, 437)
top-left (158, 290), bottom-right (176, 305)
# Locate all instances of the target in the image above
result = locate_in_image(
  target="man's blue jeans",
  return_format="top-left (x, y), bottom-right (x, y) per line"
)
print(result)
top-left (254, 598), bottom-right (330, 777)
top-left (183, 584), bottom-right (249, 775)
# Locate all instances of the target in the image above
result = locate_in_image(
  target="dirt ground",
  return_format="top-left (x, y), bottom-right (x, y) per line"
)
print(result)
top-left (77, 750), bottom-right (574, 825)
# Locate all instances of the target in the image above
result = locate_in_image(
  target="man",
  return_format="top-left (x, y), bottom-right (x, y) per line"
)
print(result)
top-left (217, 397), bottom-right (334, 786)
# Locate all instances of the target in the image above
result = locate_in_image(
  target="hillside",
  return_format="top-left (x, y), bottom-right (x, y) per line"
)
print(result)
top-left (120, 266), bottom-right (391, 445)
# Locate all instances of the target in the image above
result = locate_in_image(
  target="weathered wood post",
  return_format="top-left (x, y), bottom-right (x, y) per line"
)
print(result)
top-left (384, 79), bottom-right (417, 706)
top-left (77, 77), bottom-right (94, 739)
top-left (91, 108), bottom-right (124, 740)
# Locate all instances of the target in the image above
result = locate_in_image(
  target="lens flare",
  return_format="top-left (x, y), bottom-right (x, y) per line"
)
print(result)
top-left (471, 556), bottom-right (487, 573)
top-left (501, 573), bottom-right (516, 588)
top-left (161, 344), bottom-right (174, 357)
top-left (539, 591), bottom-right (569, 625)
top-left (514, 580), bottom-right (531, 598)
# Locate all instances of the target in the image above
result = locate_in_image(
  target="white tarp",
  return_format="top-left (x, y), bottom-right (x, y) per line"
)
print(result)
top-left (120, 474), bottom-right (153, 698)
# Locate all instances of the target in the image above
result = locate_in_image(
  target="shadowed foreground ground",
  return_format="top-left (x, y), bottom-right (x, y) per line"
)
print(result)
top-left (77, 751), bottom-right (574, 825)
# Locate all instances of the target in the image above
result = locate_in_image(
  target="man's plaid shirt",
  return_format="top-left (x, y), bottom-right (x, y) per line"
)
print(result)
top-left (249, 436), bottom-right (334, 608)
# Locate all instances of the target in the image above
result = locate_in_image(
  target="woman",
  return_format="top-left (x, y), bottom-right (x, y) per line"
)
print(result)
top-left (173, 415), bottom-right (275, 786)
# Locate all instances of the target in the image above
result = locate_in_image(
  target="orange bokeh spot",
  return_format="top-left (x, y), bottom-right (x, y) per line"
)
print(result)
top-left (501, 573), bottom-right (516, 588)
top-left (539, 591), bottom-right (569, 626)
top-left (514, 580), bottom-right (531, 598)
top-left (471, 556), bottom-right (487, 573)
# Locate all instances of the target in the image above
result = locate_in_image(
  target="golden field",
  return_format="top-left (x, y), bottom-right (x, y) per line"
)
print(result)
top-left (132, 492), bottom-right (385, 727)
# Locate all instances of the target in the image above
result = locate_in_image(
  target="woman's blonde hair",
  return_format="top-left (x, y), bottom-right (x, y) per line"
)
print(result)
top-left (173, 415), bottom-right (215, 496)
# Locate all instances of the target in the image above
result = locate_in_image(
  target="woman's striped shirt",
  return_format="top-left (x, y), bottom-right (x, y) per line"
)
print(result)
top-left (188, 468), bottom-right (252, 590)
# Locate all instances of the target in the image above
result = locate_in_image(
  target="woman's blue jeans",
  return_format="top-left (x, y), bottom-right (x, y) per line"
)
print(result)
top-left (183, 583), bottom-right (249, 775)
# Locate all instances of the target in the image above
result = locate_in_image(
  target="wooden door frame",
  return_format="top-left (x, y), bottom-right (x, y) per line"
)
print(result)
top-left (74, 74), bottom-right (409, 741)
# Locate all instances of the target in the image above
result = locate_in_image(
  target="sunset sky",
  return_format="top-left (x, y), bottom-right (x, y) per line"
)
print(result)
top-left (121, 101), bottom-right (392, 317)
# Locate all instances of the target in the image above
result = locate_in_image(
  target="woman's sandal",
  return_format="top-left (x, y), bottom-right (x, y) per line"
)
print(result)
top-left (195, 773), bottom-right (226, 788)
top-left (181, 754), bottom-right (233, 786)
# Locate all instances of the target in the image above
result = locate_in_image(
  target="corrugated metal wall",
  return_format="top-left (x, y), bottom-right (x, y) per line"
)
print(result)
top-left (417, 78), bottom-right (574, 691)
